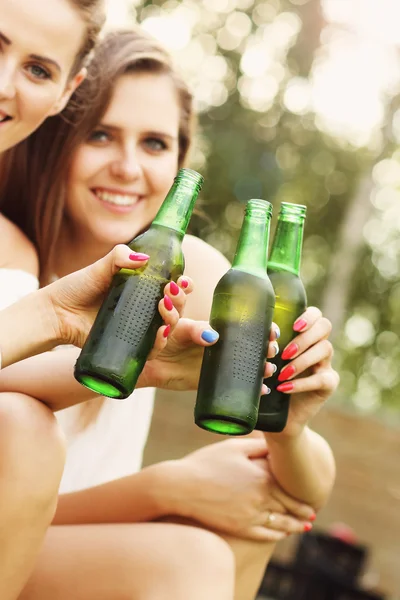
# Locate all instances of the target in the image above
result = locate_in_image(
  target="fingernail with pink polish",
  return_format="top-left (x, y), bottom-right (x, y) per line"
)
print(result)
top-left (304, 523), bottom-right (313, 532)
top-left (163, 324), bottom-right (171, 338)
top-left (276, 382), bottom-right (294, 393)
top-left (180, 278), bottom-right (189, 289)
top-left (129, 252), bottom-right (149, 261)
top-left (281, 343), bottom-right (298, 361)
top-left (293, 318), bottom-right (307, 332)
top-left (170, 281), bottom-right (179, 296)
top-left (164, 295), bottom-right (173, 311)
top-left (278, 364), bottom-right (296, 382)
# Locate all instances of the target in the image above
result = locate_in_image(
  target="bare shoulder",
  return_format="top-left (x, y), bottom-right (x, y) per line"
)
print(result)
top-left (0, 213), bottom-right (39, 275)
top-left (182, 234), bottom-right (231, 320)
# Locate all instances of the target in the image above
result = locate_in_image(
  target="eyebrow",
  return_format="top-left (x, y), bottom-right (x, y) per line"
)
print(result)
top-left (0, 31), bottom-right (61, 74)
top-left (0, 32), bottom-right (11, 45)
top-left (101, 123), bottom-right (178, 140)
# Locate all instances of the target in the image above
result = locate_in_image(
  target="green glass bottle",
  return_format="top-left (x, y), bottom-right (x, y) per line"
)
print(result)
top-left (74, 168), bottom-right (203, 399)
top-left (195, 199), bottom-right (275, 436)
top-left (256, 202), bottom-right (307, 432)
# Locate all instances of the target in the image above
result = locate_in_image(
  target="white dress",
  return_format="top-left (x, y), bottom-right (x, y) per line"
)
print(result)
top-left (0, 268), bottom-right (156, 493)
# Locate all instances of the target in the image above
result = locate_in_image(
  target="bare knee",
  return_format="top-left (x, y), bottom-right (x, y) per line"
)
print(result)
top-left (142, 525), bottom-right (235, 600)
top-left (0, 392), bottom-right (66, 519)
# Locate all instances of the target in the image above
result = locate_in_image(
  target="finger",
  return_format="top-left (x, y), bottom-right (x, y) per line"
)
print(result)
top-left (276, 367), bottom-right (340, 396)
top-left (259, 512), bottom-right (313, 535)
top-left (269, 322), bottom-right (280, 342)
top-left (158, 295), bottom-right (180, 330)
top-left (164, 281), bottom-right (187, 317)
top-left (147, 324), bottom-right (169, 360)
top-left (177, 275), bottom-right (193, 295)
top-left (281, 316), bottom-right (332, 362)
top-left (277, 339), bottom-right (333, 382)
top-left (241, 526), bottom-right (287, 542)
top-left (269, 487), bottom-right (316, 521)
top-left (292, 306), bottom-right (322, 333)
top-left (90, 245), bottom-right (148, 286)
top-left (171, 317), bottom-right (220, 347)
top-left (267, 340), bottom-right (279, 359)
top-left (264, 361), bottom-right (277, 379)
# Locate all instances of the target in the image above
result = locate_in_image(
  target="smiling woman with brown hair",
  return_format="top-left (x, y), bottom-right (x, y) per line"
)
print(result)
top-left (0, 26), bottom-right (338, 600)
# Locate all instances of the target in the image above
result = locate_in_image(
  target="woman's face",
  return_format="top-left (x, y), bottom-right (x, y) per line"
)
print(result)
top-left (65, 72), bottom-right (181, 248)
top-left (0, 0), bottom-right (86, 152)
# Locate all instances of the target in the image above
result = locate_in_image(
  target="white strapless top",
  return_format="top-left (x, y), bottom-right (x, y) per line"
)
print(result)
top-left (0, 268), bottom-right (156, 493)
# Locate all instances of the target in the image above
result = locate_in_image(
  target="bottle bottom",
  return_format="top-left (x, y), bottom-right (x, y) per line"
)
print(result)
top-left (195, 414), bottom-right (253, 436)
top-left (76, 372), bottom-right (125, 399)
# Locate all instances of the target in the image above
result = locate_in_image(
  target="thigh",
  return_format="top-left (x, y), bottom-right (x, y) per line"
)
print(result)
top-left (156, 516), bottom-right (275, 600)
top-left (19, 523), bottom-right (234, 600)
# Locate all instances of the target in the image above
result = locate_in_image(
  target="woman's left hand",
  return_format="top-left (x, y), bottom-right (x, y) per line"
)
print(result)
top-left (267, 307), bottom-right (339, 439)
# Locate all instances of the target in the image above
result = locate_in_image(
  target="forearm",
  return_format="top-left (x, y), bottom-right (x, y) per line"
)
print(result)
top-left (0, 347), bottom-right (98, 411)
top-left (53, 462), bottom-right (177, 525)
top-left (264, 427), bottom-right (335, 511)
top-left (0, 289), bottom-right (58, 368)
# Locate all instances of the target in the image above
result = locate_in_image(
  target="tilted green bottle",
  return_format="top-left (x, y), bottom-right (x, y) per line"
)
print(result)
top-left (195, 199), bottom-right (275, 436)
top-left (74, 168), bottom-right (203, 399)
top-left (256, 202), bottom-right (307, 432)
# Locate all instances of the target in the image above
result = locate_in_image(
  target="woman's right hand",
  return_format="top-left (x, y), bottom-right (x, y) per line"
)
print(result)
top-left (43, 244), bottom-right (187, 349)
top-left (157, 437), bottom-right (315, 542)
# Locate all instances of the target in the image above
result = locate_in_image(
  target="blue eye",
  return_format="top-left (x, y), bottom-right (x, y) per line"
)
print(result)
top-left (88, 130), bottom-right (111, 143)
top-left (144, 138), bottom-right (167, 151)
top-left (28, 64), bottom-right (51, 80)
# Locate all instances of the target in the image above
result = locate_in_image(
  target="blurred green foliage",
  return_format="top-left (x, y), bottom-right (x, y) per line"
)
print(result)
top-left (129, 0), bottom-right (400, 422)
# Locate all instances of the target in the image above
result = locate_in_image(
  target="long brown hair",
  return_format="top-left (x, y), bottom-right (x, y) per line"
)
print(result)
top-left (0, 28), bottom-right (194, 285)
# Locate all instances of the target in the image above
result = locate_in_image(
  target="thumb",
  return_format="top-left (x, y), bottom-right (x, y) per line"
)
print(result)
top-left (231, 436), bottom-right (269, 459)
top-left (171, 318), bottom-right (220, 347)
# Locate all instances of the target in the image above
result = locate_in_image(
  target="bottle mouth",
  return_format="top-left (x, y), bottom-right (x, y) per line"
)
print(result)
top-left (175, 168), bottom-right (204, 192)
top-left (279, 202), bottom-right (307, 220)
top-left (246, 198), bottom-right (273, 218)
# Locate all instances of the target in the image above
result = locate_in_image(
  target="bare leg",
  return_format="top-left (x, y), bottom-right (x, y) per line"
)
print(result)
top-left (19, 522), bottom-right (235, 600)
top-left (222, 536), bottom-right (275, 600)
top-left (0, 393), bottom-right (66, 600)
top-left (156, 516), bottom-right (275, 600)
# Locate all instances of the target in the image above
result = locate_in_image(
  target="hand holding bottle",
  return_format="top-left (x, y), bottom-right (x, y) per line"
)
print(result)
top-left (45, 244), bottom-right (189, 350)
top-left (264, 306), bottom-right (339, 440)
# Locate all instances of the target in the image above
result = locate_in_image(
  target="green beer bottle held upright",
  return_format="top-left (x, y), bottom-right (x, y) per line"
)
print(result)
top-left (74, 168), bottom-right (203, 399)
top-left (256, 202), bottom-right (307, 432)
top-left (195, 199), bottom-right (275, 436)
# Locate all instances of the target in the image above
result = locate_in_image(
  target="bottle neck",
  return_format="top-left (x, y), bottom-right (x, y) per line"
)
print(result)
top-left (268, 218), bottom-right (304, 276)
top-left (152, 170), bottom-right (202, 235)
top-left (232, 206), bottom-right (271, 277)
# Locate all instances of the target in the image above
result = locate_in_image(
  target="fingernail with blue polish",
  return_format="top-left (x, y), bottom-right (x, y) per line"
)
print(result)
top-left (201, 330), bottom-right (219, 343)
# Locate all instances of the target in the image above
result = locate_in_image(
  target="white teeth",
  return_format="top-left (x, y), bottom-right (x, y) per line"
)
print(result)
top-left (95, 190), bottom-right (139, 206)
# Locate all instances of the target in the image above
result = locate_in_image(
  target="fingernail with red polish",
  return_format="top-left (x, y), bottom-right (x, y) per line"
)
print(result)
top-left (163, 324), bottom-right (171, 338)
top-left (309, 513), bottom-right (316, 522)
top-left (164, 295), bottom-right (173, 311)
top-left (277, 382), bottom-right (294, 393)
top-left (278, 364), bottom-right (296, 382)
top-left (281, 343), bottom-right (298, 361)
top-left (304, 523), bottom-right (313, 532)
top-left (129, 252), bottom-right (149, 261)
top-left (180, 278), bottom-right (189, 289)
top-left (293, 318), bottom-right (307, 332)
top-left (170, 281), bottom-right (179, 296)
